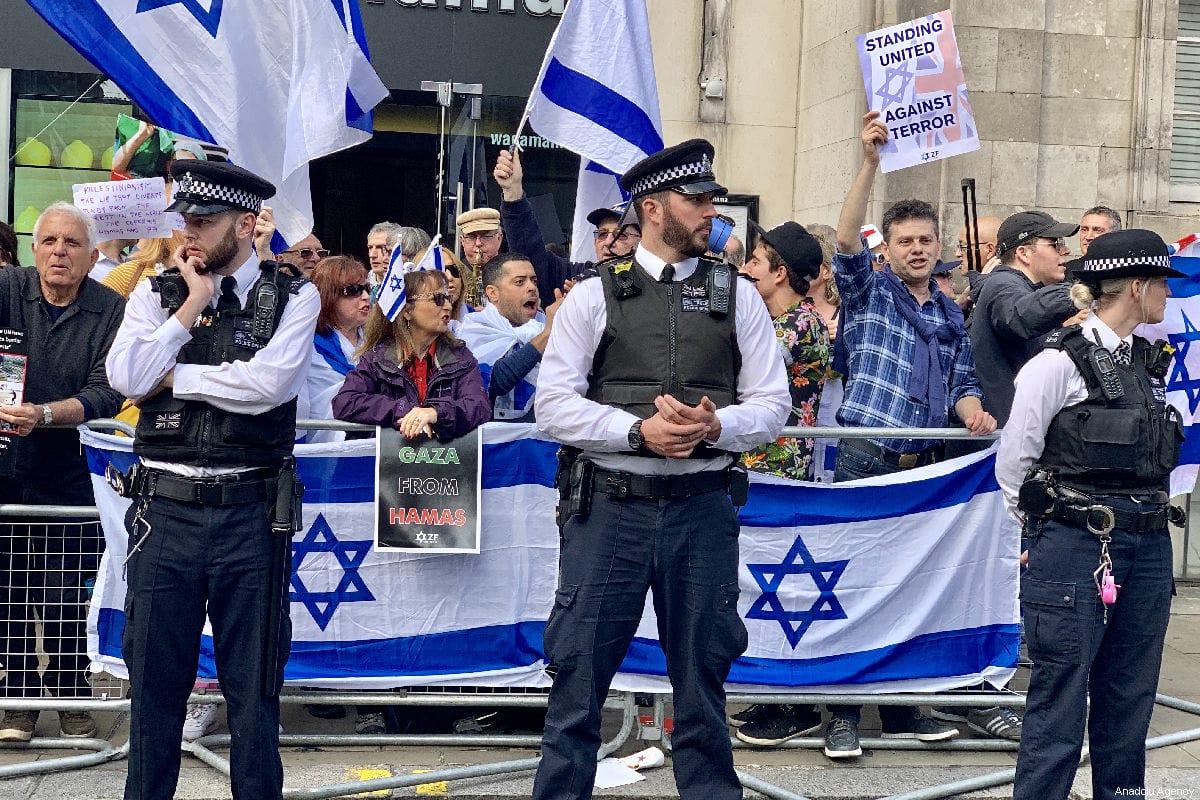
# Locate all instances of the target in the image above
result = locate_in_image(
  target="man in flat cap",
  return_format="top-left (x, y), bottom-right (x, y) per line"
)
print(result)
top-left (532, 139), bottom-right (789, 800)
top-left (457, 207), bottom-right (503, 307)
top-left (106, 159), bottom-right (320, 800)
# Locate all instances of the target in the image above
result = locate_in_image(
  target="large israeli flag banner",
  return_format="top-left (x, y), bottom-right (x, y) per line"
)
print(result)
top-left (1138, 234), bottom-right (1200, 497)
top-left (519, 0), bottom-right (664, 263)
top-left (26, 0), bottom-right (389, 249)
top-left (83, 426), bottom-right (1017, 693)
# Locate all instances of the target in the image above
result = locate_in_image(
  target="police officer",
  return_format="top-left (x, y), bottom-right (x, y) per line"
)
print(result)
top-left (996, 229), bottom-right (1184, 800)
top-left (532, 139), bottom-right (790, 800)
top-left (106, 160), bottom-right (320, 800)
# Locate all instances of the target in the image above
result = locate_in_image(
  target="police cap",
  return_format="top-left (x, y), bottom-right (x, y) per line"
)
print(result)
top-left (166, 160), bottom-right (274, 215)
top-left (1073, 229), bottom-right (1184, 282)
top-left (619, 139), bottom-right (727, 199)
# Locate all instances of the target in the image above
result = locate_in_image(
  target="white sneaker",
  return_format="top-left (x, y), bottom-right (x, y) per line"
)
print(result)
top-left (182, 703), bottom-right (219, 741)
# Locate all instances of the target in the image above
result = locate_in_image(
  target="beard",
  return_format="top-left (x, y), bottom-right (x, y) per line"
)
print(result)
top-left (201, 218), bottom-right (241, 272)
top-left (660, 204), bottom-right (708, 258)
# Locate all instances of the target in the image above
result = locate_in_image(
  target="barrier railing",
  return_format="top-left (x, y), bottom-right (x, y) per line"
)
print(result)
top-left (2, 420), bottom-right (1196, 800)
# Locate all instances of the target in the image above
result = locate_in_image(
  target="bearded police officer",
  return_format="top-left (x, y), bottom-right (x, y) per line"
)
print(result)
top-left (532, 140), bottom-right (790, 800)
top-left (106, 160), bottom-right (319, 800)
top-left (996, 230), bottom-right (1184, 800)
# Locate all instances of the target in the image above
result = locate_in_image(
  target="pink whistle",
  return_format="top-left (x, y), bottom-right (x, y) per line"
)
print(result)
top-left (1100, 573), bottom-right (1120, 605)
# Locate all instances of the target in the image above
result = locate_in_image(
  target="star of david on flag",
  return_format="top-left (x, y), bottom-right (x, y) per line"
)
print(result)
top-left (290, 514), bottom-right (374, 631)
top-left (746, 535), bottom-right (848, 648)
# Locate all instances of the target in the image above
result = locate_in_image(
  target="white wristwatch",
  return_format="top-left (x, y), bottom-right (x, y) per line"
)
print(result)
top-left (41, 403), bottom-right (53, 426)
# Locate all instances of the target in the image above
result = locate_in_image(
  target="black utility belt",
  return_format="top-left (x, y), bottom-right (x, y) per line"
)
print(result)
top-left (108, 463), bottom-right (276, 506)
top-left (591, 467), bottom-right (732, 500)
top-left (842, 438), bottom-right (943, 469)
top-left (1049, 501), bottom-right (1183, 535)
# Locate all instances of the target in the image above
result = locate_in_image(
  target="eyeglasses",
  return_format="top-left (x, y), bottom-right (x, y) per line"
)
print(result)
top-left (461, 231), bottom-right (500, 244)
top-left (1031, 237), bottom-right (1068, 253)
top-left (593, 228), bottom-right (641, 243)
top-left (280, 247), bottom-right (330, 260)
top-left (338, 283), bottom-right (371, 297)
top-left (409, 291), bottom-right (452, 306)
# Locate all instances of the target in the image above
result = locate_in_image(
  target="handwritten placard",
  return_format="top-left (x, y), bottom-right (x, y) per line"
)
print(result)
top-left (374, 426), bottom-right (482, 553)
top-left (72, 177), bottom-right (180, 240)
top-left (856, 9), bottom-right (979, 173)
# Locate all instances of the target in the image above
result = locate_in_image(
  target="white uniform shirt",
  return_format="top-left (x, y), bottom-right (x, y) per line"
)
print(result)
top-left (106, 253), bottom-right (320, 475)
top-left (535, 244), bottom-right (790, 475)
top-left (995, 313), bottom-right (1129, 518)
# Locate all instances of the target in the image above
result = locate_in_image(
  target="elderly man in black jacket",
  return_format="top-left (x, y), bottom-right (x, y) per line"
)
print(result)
top-left (0, 201), bottom-right (125, 742)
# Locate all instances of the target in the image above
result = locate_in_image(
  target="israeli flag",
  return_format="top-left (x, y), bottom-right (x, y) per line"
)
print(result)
top-left (519, 0), bottom-right (664, 262)
top-left (376, 234), bottom-right (444, 322)
top-left (1138, 233), bottom-right (1200, 496)
top-left (83, 427), bottom-right (1017, 693)
top-left (27, 0), bottom-right (389, 250)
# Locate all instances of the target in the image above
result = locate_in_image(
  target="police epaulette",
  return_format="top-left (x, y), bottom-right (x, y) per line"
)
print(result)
top-left (1040, 324), bottom-right (1081, 350)
top-left (571, 266), bottom-right (600, 282)
top-left (260, 260), bottom-right (308, 294)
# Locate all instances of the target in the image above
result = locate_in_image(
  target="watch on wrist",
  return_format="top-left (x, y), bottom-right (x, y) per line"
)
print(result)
top-left (627, 420), bottom-right (645, 451)
top-left (41, 403), bottom-right (53, 426)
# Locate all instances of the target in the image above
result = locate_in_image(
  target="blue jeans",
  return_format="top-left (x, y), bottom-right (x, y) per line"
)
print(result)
top-left (1014, 502), bottom-right (1172, 800)
top-left (532, 488), bottom-right (746, 800)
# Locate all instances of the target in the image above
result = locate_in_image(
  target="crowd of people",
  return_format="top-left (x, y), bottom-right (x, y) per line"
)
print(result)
top-left (0, 106), bottom-right (1183, 800)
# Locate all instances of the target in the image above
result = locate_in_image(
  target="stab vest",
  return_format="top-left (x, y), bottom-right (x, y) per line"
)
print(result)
top-left (134, 261), bottom-right (305, 468)
top-left (586, 256), bottom-right (740, 457)
top-left (1037, 327), bottom-right (1182, 494)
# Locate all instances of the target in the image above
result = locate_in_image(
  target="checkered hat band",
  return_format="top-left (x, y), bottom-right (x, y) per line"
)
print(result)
top-left (630, 155), bottom-right (714, 196)
top-left (1081, 255), bottom-right (1172, 271)
top-left (175, 173), bottom-right (262, 213)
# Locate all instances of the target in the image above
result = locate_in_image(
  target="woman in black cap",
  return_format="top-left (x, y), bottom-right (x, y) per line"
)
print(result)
top-left (996, 229), bottom-right (1184, 800)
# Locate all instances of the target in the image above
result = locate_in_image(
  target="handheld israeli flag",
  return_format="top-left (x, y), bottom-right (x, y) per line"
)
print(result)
top-left (376, 234), bottom-right (444, 321)
top-left (1137, 233), bottom-right (1200, 496)
top-left (83, 425), bottom-right (1016, 693)
top-left (26, 0), bottom-right (389, 250)
top-left (518, 0), bottom-right (664, 262)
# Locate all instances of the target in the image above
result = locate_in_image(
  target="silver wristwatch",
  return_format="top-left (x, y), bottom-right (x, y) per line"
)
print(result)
top-left (41, 403), bottom-right (53, 426)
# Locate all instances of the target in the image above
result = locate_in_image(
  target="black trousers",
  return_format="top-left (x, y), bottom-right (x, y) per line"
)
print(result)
top-left (532, 488), bottom-right (746, 800)
top-left (122, 495), bottom-right (291, 800)
top-left (0, 522), bottom-right (101, 698)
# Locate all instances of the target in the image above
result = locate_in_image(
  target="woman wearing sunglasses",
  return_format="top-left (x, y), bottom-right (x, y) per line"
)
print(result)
top-left (304, 256), bottom-right (374, 443)
top-left (430, 247), bottom-right (475, 330)
top-left (333, 269), bottom-right (490, 441)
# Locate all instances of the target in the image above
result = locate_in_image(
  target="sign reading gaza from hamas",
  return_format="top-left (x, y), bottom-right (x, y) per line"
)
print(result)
top-left (375, 426), bottom-right (482, 553)
top-left (856, 9), bottom-right (979, 173)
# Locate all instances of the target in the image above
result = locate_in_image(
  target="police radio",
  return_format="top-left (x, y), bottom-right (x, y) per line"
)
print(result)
top-left (708, 265), bottom-right (732, 317)
top-left (1091, 347), bottom-right (1125, 401)
top-left (253, 281), bottom-right (279, 339)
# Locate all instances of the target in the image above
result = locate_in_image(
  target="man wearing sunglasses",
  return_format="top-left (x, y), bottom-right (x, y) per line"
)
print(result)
top-left (275, 232), bottom-right (329, 279)
top-left (494, 148), bottom-right (641, 309)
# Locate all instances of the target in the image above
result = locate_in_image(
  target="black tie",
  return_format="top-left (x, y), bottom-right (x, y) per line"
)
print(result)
top-left (218, 276), bottom-right (239, 313)
top-left (660, 264), bottom-right (675, 284)
top-left (1113, 341), bottom-right (1132, 367)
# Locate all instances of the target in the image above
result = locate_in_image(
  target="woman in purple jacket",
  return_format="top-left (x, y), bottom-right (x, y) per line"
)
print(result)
top-left (333, 269), bottom-right (491, 439)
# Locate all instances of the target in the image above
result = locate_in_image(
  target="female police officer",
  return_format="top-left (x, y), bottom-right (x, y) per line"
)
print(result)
top-left (996, 229), bottom-right (1184, 800)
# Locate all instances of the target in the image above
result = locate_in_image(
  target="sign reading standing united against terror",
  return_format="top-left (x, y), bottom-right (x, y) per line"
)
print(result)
top-left (856, 9), bottom-right (979, 173)
top-left (375, 426), bottom-right (482, 553)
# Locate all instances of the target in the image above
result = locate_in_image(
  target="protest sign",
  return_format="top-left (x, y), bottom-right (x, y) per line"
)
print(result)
top-left (0, 328), bottom-right (28, 476)
top-left (856, 9), bottom-right (979, 172)
top-left (72, 177), bottom-right (175, 240)
top-left (374, 426), bottom-right (481, 553)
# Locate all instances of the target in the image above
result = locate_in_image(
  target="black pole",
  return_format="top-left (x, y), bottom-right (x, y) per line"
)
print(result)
top-left (960, 178), bottom-right (979, 272)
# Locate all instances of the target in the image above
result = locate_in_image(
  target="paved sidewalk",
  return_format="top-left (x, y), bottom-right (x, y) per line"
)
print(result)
top-left (2, 587), bottom-right (1198, 800)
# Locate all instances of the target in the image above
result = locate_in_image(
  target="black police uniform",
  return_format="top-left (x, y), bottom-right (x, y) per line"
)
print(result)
top-left (1004, 229), bottom-right (1185, 800)
top-left (531, 140), bottom-right (790, 800)
top-left (105, 160), bottom-right (317, 800)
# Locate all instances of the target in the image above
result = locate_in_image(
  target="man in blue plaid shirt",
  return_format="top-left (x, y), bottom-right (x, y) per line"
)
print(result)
top-left (817, 111), bottom-right (998, 760)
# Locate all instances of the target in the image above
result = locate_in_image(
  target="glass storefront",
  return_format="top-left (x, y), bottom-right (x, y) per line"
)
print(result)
top-left (6, 71), bottom-right (579, 266)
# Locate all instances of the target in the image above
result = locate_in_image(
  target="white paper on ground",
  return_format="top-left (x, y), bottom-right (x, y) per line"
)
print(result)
top-left (594, 758), bottom-right (646, 788)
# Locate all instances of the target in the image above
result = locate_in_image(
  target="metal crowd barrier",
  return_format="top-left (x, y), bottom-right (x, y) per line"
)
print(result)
top-left (1, 420), bottom-right (1197, 800)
